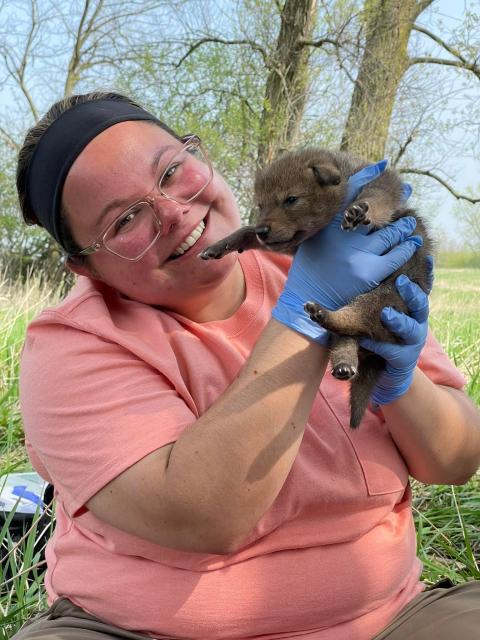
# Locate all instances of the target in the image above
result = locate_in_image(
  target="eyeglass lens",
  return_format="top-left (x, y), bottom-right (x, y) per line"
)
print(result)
top-left (159, 141), bottom-right (210, 204)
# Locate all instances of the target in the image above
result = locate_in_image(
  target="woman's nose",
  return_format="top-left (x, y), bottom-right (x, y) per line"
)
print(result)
top-left (154, 197), bottom-right (189, 236)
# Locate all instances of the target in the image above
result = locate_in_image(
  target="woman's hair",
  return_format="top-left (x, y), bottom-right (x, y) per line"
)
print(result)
top-left (16, 91), bottom-right (179, 258)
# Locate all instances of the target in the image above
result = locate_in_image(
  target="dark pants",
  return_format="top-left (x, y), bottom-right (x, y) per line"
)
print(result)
top-left (11, 580), bottom-right (480, 640)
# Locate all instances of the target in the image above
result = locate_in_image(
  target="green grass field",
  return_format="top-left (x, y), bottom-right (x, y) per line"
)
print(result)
top-left (429, 269), bottom-right (480, 404)
top-left (0, 269), bottom-right (479, 637)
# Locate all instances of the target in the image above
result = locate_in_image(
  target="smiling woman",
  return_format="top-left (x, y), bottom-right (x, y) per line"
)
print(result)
top-left (12, 91), bottom-right (480, 640)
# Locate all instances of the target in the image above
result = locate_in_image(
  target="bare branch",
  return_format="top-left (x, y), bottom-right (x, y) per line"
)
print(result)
top-left (0, 125), bottom-right (19, 151)
top-left (399, 168), bottom-right (480, 204)
top-left (300, 11), bottom-right (357, 52)
top-left (63, 0), bottom-right (165, 95)
top-left (411, 24), bottom-right (480, 79)
top-left (391, 112), bottom-right (426, 167)
top-left (83, 0), bottom-right (104, 38)
top-left (3, 0), bottom-right (40, 119)
top-left (409, 56), bottom-right (480, 78)
top-left (64, 0), bottom-right (93, 96)
top-left (413, 24), bottom-right (470, 64)
top-left (415, 0), bottom-right (435, 17)
top-left (174, 37), bottom-right (269, 69)
top-left (392, 133), bottom-right (415, 167)
top-left (299, 37), bottom-right (339, 48)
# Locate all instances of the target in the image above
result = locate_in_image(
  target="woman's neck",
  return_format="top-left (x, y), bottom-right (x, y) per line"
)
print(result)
top-left (167, 260), bottom-right (246, 323)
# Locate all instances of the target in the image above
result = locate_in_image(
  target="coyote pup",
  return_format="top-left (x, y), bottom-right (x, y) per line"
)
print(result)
top-left (200, 148), bottom-right (433, 428)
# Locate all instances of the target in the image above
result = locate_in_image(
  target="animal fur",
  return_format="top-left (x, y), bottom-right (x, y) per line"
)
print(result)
top-left (200, 148), bottom-right (433, 428)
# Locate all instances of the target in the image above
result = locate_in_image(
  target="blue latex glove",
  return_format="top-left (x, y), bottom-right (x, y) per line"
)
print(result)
top-left (360, 256), bottom-right (433, 405)
top-left (342, 159), bottom-right (388, 206)
top-left (272, 216), bottom-right (423, 343)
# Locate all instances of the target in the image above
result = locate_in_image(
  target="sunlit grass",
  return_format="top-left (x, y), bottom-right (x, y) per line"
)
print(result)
top-left (0, 274), bottom-right (63, 469)
top-left (429, 268), bottom-right (480, 404)
top-left (436, 252), bottom-right (480, 269)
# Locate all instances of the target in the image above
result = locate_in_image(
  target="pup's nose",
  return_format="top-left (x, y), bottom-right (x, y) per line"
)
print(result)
top-left (255, 225), bottom-right (270, 240)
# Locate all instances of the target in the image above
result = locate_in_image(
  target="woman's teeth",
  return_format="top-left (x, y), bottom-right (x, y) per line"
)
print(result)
top-left (171, 220), bottom-right (206, 257)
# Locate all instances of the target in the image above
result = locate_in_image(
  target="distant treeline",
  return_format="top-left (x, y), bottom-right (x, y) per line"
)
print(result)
top-left (436, 252), bottom-right (480, 269)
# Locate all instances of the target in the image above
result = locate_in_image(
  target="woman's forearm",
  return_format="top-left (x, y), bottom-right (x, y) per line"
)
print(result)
top-left (383, 368), bottom-right (480, 485)
top-left (163, 318), bottom-right (329, 552)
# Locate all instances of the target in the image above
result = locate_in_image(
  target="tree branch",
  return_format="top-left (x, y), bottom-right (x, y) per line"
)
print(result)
top-left (64, 0), bottom-right (93, 95)
top-left (12, 0), bottom-right (40, 119)
top-left (413, 24), bottom-right (470, 63)
top-left (82, 1), bottom-right (164, 37)
top-left (0, 125), bottom-right (19, 151)
top-left (399, 168), bottom-right (480, 204)
top-left (392, 133), bottom-right (415, 167)
top-left (391, 113), bottom-right (426, 167)
top-left (174, 37), bottom-right (269, 69)
top-left (411, 24), bottom-right (480, 79)
top-left (409, 56), bottom-right (480, 78)
top-left (414, 0), bottom-right (435, 18)
top-left (300, 10), bottom-right (356, 52)
top-left (299, 36), bottom-right (339, 48)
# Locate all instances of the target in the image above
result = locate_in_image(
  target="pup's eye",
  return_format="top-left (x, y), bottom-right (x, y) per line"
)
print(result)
top-left (283, 196), bottom-right (298, 206)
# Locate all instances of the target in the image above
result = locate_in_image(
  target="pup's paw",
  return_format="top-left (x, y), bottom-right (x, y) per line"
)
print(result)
top-left (199, 242), bottom-right (234, 260)
top-left (331, 363), bottom-right (357, 380)
top-left (304, 301), bottom-right (327, 325)
top-left (342, 201), bottom-right (371, 230)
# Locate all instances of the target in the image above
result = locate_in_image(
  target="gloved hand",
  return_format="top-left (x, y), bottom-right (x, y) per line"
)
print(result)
top-left (272, 216), bottom-right (423, 344)
top-left (360, 256), bottom-right (433, 405)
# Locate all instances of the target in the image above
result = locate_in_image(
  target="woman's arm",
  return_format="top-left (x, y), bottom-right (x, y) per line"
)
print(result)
top-left (383, 371), bottom-right (480, 485)
top-left (88, 321), bottom-right (328, 554)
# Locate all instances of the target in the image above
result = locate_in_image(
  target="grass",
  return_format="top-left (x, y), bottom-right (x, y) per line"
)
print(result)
top-left (0, 273), bottom-right (64, 637)
top-left (0, 268), bottom-right (479, 636)
top-left (436, 251), bottom-right (480, 269)
top-left (429, 268), bottom-right (480, 404)
top-left (412, 268), bottom-right (480, 584)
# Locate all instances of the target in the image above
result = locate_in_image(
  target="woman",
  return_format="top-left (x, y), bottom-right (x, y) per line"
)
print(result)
top-left (14, 92), bottom-right (480, 640)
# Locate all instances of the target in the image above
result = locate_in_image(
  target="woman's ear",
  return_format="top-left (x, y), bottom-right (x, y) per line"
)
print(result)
top-left (66, 255), bottom-right (94, 278)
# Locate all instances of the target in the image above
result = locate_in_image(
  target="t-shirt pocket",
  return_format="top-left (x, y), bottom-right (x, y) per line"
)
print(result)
top-left (320, 382), bottom-right (409, 497)
top-left (342, 412), bottom-right (409, 495)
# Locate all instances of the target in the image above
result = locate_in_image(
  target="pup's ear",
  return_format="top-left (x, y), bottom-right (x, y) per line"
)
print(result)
top-left (309, 164), bottom-right (341, 186)
top-left (274, 147), bottom-right (288, 159)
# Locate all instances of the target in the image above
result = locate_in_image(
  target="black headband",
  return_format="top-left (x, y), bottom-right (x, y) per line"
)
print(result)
top-left (25, 99), bottom-right (162, 250)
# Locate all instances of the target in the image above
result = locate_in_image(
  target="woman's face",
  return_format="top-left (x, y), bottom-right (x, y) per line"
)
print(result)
top-left (62, 121), bottom-right (243, 316)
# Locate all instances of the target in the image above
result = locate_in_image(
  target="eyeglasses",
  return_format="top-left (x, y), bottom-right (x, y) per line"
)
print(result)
top-left (73, 135), bottom-right (213, 262)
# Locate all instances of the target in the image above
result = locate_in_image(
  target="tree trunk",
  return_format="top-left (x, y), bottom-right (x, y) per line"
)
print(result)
top-left (340, 0), bottom-right (433, 160)
top-left (256, 0), bottom-right (317, 170)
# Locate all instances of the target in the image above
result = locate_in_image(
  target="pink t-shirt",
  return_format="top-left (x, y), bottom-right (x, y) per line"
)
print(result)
top-left (20, 250), bottom-right (466, 640)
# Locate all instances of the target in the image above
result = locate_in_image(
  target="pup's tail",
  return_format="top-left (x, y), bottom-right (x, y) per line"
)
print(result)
top-left (349, 354), bottom-right (385, 429)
